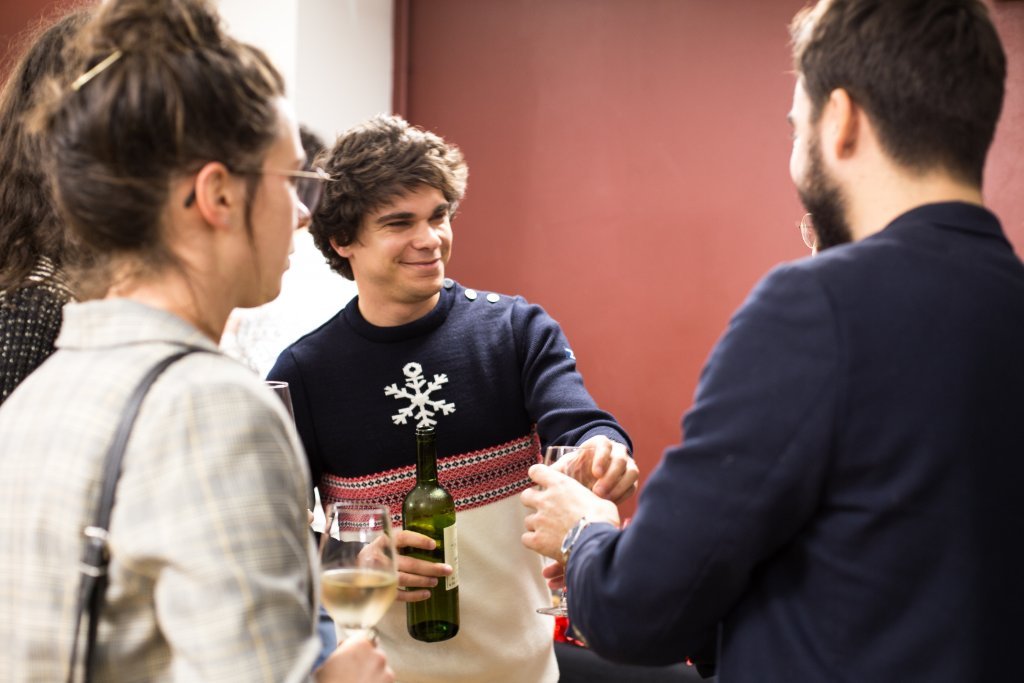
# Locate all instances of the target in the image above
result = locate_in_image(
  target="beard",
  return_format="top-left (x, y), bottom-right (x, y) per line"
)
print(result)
top-left (797, 133), bottom-right (853, 251)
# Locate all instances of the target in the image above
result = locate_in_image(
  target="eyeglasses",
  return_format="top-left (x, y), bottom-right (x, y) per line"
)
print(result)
top-left (799, 212), bottom-right (817, 251)
top-left (183, 166), bottom-right (335, 213)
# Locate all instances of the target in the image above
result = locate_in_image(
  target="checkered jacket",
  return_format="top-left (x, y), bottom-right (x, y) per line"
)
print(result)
top-left (0, 299), bottom-right (320, 682)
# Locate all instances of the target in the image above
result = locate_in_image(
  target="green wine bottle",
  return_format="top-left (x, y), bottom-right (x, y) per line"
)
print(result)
top-left (402, 425), bottom-right (459, 642)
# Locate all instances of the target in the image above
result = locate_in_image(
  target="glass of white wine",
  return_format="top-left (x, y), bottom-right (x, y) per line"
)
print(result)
top-left (536, 445), bottom-right (596, 617)
top-left (319, 503), bottom-right (399, 642)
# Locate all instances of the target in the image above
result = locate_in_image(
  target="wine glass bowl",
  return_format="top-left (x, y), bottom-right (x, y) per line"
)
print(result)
top-left (319, 503), bottom-right (399, 641)
top-left (543, 445), bottom-right (598, 489)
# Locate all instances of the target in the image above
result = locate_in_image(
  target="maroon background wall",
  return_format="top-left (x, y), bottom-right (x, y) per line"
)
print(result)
top-left (397, 0), bottom-right (1024, 518)
top-left (0, 0), bottom-right (69, 78)
top-left (987, 2), bottom-right (1024, 239)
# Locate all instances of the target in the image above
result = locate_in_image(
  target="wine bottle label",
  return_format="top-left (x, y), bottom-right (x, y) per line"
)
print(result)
top-left (443, 523), bottom-right (459, 591)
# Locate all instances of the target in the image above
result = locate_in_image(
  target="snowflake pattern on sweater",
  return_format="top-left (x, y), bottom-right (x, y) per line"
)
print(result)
top-left (269, 279), bottom-right (630, 490)
top-left (385, 361), bottom-right (456, 427)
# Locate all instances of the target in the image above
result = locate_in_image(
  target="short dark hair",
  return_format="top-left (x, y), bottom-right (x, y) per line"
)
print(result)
top-left (31, 0), bottom-right (286, 295)
top-left (791, 0), bottom-right (1005, 186)
top-left (311, 114), bottom-right (468, 280)
top-left (297, 124), bottom-right (326, 211)
top-left (0, 9), bottom-right (91, 293)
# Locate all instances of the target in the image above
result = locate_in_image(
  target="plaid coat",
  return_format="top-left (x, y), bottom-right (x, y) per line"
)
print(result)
top-left (0, 299), bottom-right (320, 682)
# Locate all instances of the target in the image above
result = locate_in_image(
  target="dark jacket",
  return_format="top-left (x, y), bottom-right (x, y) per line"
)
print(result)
top-left (567, 202), bottom-right (1024, 681)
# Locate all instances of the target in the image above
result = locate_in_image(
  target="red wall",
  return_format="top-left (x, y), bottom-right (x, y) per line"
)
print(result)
top-left (0, 0), bottom-right (72, 78)
top-left (988, 1), bottom-right (1024, 239)
top-left (398, 0), bottom-right (1024, 518)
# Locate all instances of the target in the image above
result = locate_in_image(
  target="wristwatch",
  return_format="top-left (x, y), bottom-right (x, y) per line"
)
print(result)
top-left (560, 517), bottom-right (591, 565)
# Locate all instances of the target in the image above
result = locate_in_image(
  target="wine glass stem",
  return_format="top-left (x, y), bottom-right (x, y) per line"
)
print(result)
top-left (338, 626), bottom-right (378, 645)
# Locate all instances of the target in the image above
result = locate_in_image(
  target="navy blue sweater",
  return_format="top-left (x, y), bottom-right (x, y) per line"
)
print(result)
top-left (269, 280), bottom-right (629, 519)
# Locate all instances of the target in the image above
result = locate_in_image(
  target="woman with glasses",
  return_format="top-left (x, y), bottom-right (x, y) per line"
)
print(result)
top-left (0, 1), bottom-right (390, 681)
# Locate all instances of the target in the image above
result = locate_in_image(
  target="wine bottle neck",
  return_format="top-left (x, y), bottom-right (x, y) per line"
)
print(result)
top-left (416, 431), bottom-right (439, 483)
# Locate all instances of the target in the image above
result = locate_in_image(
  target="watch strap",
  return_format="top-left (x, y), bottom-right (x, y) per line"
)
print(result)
top-left (560, 516), bottom-right (592, 565)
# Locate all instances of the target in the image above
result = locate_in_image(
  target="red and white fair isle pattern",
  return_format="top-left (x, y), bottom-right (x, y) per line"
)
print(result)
top-left (320, 431), bottom-right (541, 526)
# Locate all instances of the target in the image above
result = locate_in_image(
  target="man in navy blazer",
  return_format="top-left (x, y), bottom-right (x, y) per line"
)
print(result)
top-left (522, 0), bottom-right (1024, 680)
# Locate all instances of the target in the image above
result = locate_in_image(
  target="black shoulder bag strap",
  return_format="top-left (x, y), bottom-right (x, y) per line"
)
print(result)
top-left (67, 347), bottom-right (206, 683)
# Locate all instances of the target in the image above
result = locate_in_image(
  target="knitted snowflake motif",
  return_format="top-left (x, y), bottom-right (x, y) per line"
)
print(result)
top-left (384, 362), bottom-right (457, 427)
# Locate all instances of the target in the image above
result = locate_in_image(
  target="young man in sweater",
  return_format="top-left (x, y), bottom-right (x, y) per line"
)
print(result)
top-left (268, 114), bottom-right (637, 683)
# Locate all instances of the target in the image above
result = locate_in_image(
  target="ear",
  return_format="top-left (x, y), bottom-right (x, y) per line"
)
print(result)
top-left (819, 88), bottom-right (860, 162)
top-left (193, 161), bottom-right (238, 230)
top-left (329, 235), bottom-right (353, 258)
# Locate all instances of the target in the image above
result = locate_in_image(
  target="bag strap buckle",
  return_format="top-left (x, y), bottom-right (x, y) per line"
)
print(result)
top-left (79, 526), bottom-right (110, 578)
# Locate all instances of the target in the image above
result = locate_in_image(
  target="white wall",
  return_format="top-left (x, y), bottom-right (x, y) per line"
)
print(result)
top-left (216, 0), bottom-right (394, 144)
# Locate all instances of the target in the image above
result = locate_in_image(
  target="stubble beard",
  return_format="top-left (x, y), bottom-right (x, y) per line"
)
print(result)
top-left (798, 133), bottom-right (853, 251)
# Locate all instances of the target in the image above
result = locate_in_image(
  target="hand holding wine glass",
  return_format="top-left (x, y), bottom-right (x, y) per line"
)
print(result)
top-left (536, 445), bottom-right (594, 616)
top-left (522, 445), bottom-right (621, 616)
top-left (319, 503), bottom-right (399, 642)
top-left (545, 445), bottom-right (598, 488)
top-left (567, 436), bottom-right (639, 503)
top-left (313, 636), bottom-right (394, 683)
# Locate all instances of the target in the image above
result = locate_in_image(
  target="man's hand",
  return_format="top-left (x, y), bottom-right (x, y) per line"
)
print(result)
top-left (393, 529), bottom-right (453, 603)
top-left (521, 464), bottom-right (620, 561)
top-left (576, 435), bottom-right (639, 503)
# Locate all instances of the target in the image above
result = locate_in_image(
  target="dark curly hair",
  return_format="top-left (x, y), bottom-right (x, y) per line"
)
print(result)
top-left (311, 114), bottom-right (468, 280)
top-left (297, 124), bottom-right (326, 211)
top-left (0, 9), bottom-right (91, 293)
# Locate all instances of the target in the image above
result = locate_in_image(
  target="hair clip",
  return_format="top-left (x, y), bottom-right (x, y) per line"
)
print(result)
top-left (71, 50), bottom-right (123, 92)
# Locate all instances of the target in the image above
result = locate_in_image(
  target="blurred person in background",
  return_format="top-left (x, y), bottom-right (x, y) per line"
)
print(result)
top-left (0, 9), bottom-right (90, 406)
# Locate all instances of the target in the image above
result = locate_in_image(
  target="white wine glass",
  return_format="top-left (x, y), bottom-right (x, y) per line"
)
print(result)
top-left (265, 380), bottom-right (295, 422)
top-left (319, 503), bottom-right (399, 641)
top-left (536, 445), bottom-right (596, 617)
top-left (266, 380), bottom-right (326, 530)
